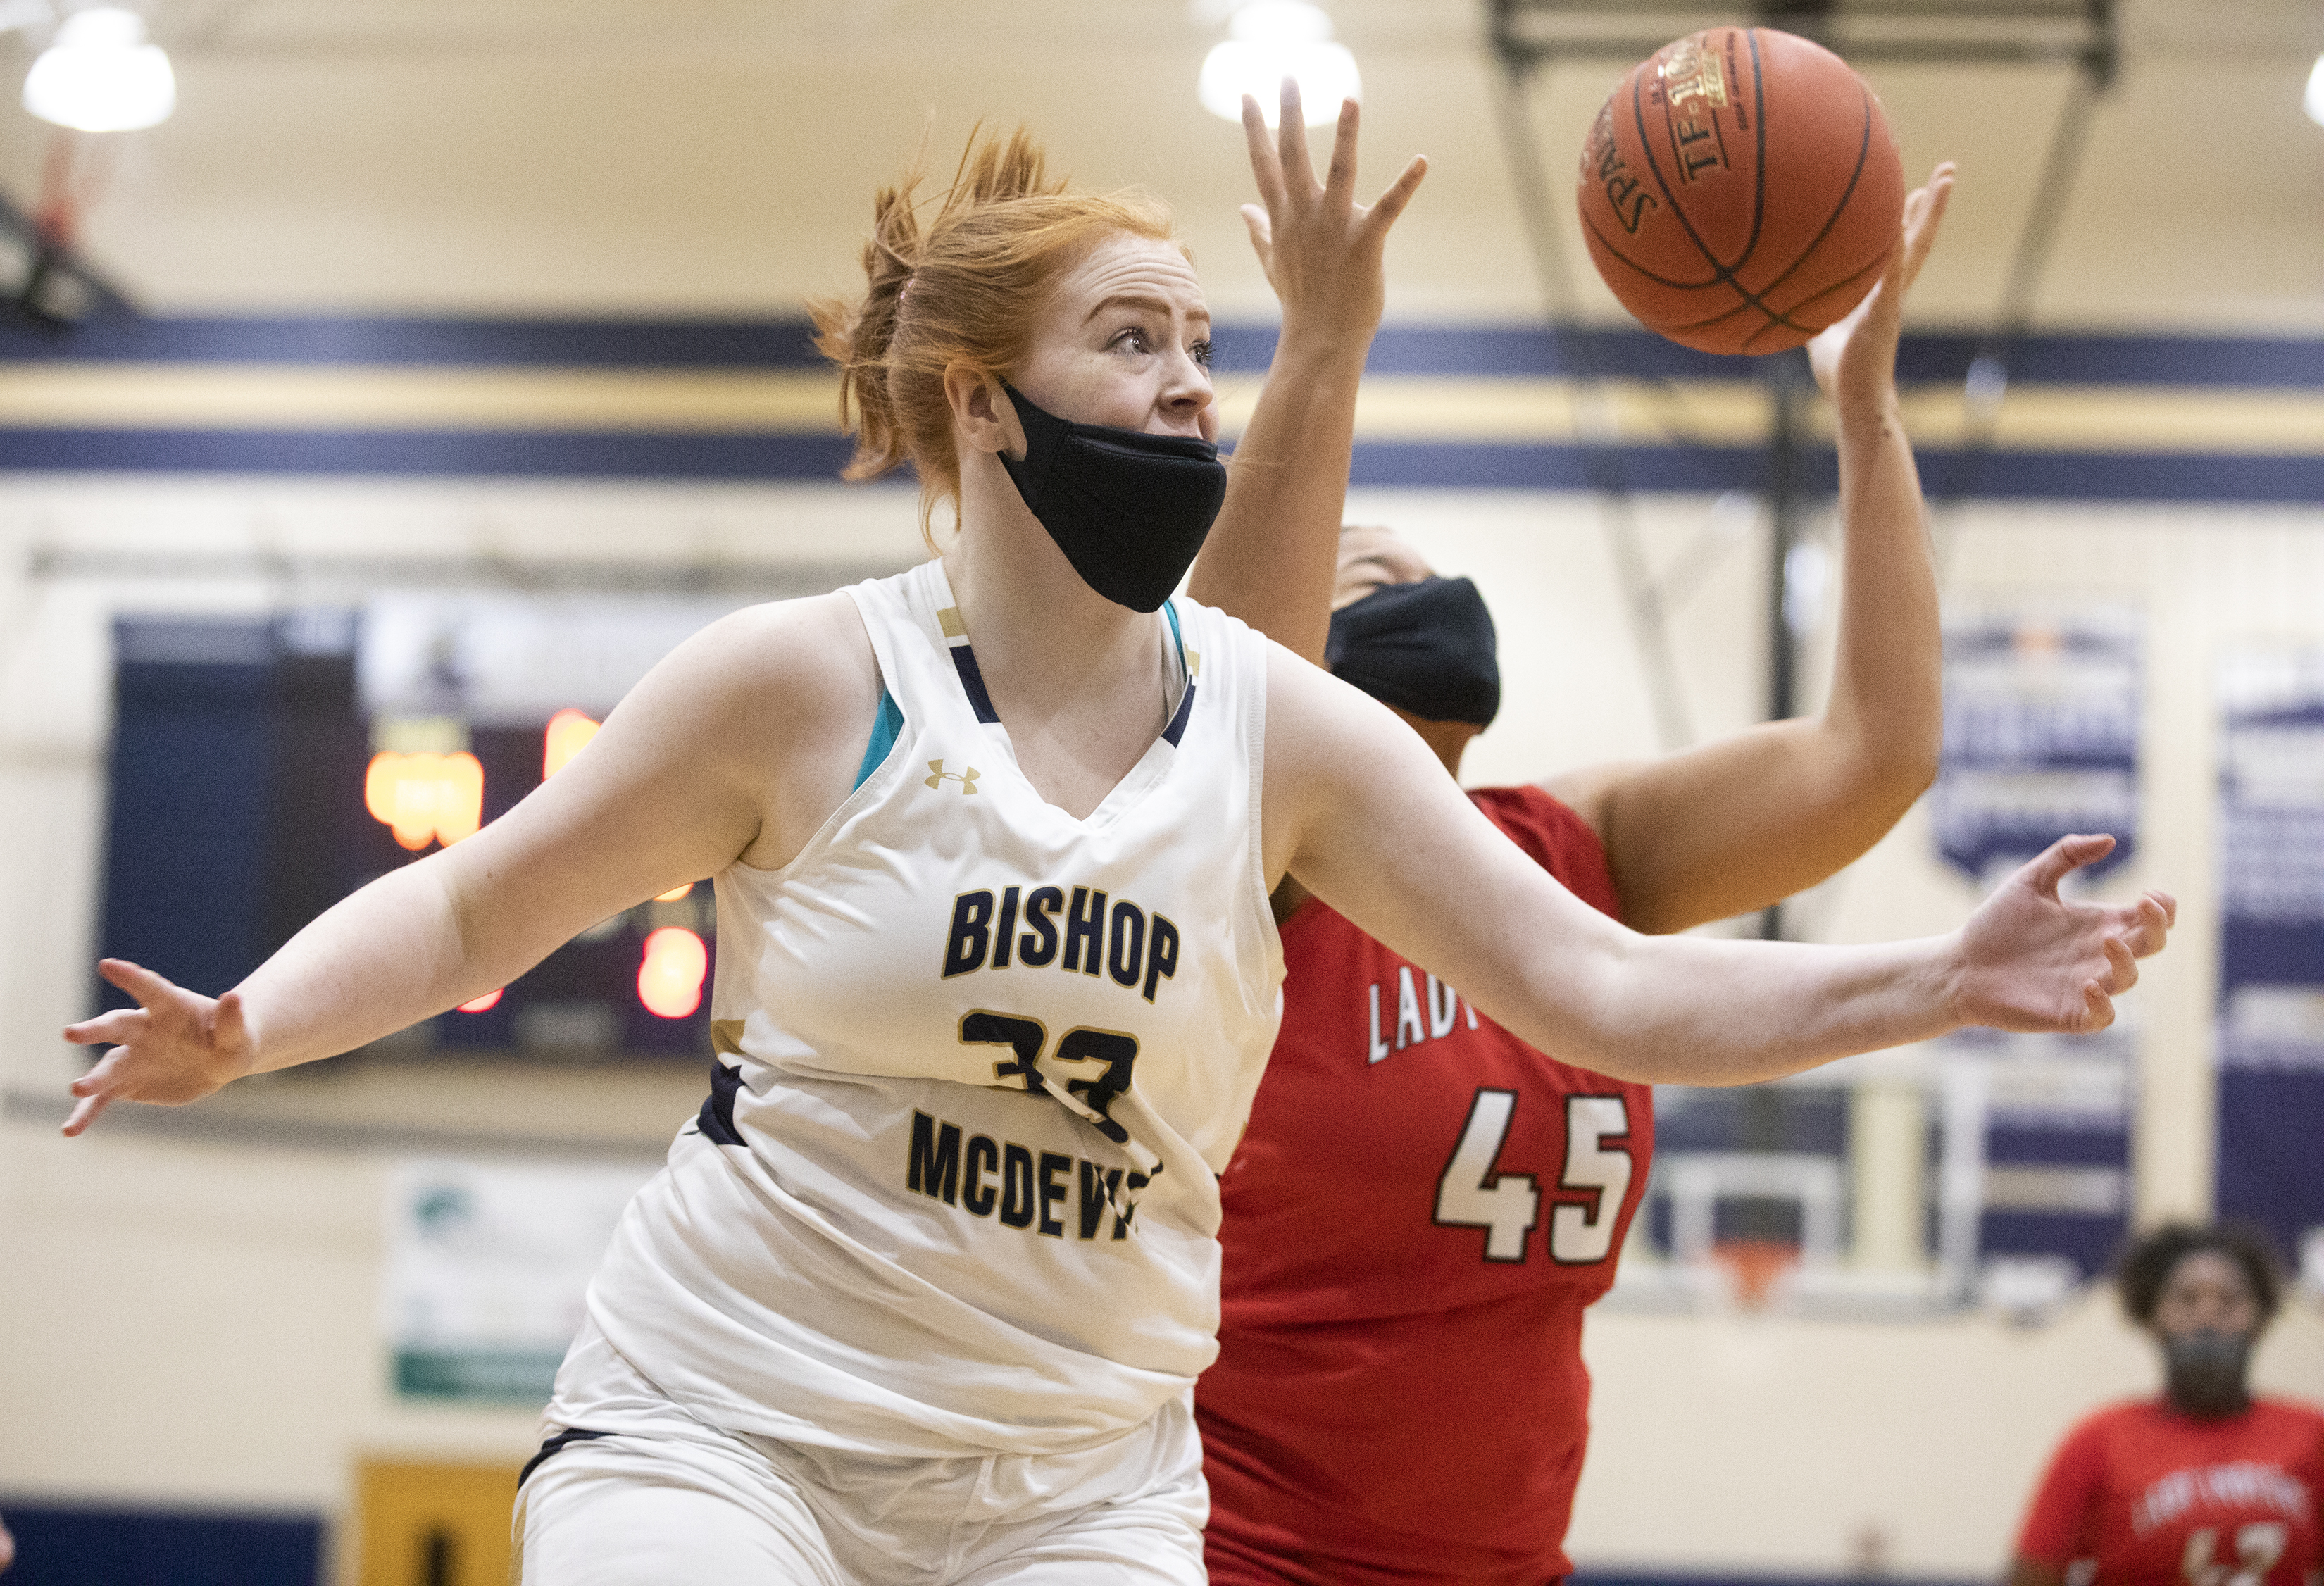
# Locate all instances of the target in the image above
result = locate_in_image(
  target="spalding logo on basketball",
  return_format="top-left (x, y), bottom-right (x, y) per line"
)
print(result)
top-left (1577, 27), bottom-right (1905, 356)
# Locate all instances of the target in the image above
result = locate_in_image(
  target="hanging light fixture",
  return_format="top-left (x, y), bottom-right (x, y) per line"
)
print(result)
top-left (2306, 53), bottom-right (2324, 130)
top-left (23, 7), bottom-right (175, 132)
top-left (1198, 1), bottom-right (1358, 128)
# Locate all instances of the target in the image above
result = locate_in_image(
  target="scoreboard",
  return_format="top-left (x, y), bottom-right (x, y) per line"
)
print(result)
top-left (96, 608), bottom-right (718, 1059)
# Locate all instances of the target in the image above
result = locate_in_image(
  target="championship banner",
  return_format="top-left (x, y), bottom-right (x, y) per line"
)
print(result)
top-left (385, 1157), bottom-right (658, 1403)
top-left (2216, 651), bottom-right (2324, 1264)
top-left (1931, 604), bottom-right (2141, 887)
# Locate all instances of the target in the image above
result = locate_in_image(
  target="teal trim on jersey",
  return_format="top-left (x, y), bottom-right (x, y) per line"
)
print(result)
top-left (853, 688), bottom-right (904, 790)
top-left (1160, 599), bottom-right (1198, 747)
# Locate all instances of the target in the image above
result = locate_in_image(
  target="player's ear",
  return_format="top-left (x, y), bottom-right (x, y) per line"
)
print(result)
top-left (947, 368), bottom-right (1022, 461)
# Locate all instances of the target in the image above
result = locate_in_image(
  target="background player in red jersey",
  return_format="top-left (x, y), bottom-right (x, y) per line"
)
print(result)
top-left (2011, 1225), bottom-right (2324, 1586)
top-left (1185, 94), bottom-right (1960, 1586)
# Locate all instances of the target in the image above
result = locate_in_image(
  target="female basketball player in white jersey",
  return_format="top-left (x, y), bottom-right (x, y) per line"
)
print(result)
top-left (65, 95), bottom-right (2170, 1585)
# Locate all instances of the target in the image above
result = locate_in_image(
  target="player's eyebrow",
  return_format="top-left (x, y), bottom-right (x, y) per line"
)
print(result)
top-left (1084, 292), bottom-right (1211, 327)
top-left (1340, 551), bottom-right (1411, 580)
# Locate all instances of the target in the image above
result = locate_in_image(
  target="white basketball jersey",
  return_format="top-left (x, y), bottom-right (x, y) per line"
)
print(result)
top-left (585, 558), bottom-right (1285, 1459)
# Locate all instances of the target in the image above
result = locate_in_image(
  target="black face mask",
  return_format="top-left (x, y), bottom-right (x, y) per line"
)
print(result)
top-left (2163, 1328), bottom-right (2254, 1418)
top-left (997, 383), bottom-right (1227, 614)
top-left (1326, 575), bottom-right (1501, 728)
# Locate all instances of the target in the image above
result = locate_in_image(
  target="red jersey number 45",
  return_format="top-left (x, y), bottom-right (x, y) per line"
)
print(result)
top-left (1434, 1089), bottom-right (1632, 1265)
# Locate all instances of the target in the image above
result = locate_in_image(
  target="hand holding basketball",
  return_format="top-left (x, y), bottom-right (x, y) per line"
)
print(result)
top-left (1808, 161), bottom-right (1956, 408)
top-left (1947, 836), bottom-right (2176, 1035)
top-left (1238, 80), bottom-right (1427, 349)
top-left (59, 959), bottom-right (256, 1136)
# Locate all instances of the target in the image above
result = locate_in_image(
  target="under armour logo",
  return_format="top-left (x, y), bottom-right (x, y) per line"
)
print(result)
top-left (925, 759), bottom-right (979, 794)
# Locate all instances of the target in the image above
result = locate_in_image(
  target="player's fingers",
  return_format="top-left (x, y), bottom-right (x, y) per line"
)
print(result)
top-left (2102, 935), bottom-right (2139, 994)
top-left (96, 957), bottom-right (180, 1011)
top-left (1899, 166), bottom-right (1956, 279)
top-left (2125, 898), bottom-right (2162, 956)
top-left (1241, 96), bottom-right (1285, 209)
top-left (2148, 889), bottom-right (2179, 930)
top-left (1322, 96), bottom-right (1359, 204)
top-left (1903, 161), bottom-right (1954, 224)
top-left (63, 1006), bottom-right (143, 1047)
top-left (1850, 243), bottom-right (1906, 341)
top-left (1239, 202), bottom-right (1273, 263)
top-left (1902, 196), bottom-right (1948, 276)
top-left (69, 1042), bottom-right (132, 1097)
top-left (1278, 79), bottom-right (1317, 195)
top-left (61, 1087), bottom-right (113, 1137)
top-left (1880, 225), bottom-right (1911, 285)
top-left (1362, 154), bottom-right (1428, 235)
top-left (2123, 893), bottom-right (2173, 956)
top-left (2080, 978), bottom-right (2115, 1032)
top-left (1901, 168), bottom-right (1939, 229)
top-left (1899, 194), bottom-right (1928, 249)
top-left (2023, 832), bottom-right (2114, 899)
top-left (63, 1040), bottom-right (130, 1132)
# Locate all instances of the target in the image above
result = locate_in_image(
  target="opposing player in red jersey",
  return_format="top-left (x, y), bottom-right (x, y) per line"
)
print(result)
top-left (2013, 1225), bottom-right (2324, 1586)
top-left (1186, 93), bottom-right (1962, 1585)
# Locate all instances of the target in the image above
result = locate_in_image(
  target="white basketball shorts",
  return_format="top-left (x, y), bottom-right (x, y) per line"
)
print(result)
top-left (516, 1320), bottom-right (1206, 1586)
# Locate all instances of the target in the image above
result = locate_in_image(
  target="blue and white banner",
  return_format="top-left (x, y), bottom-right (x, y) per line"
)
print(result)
top-left (1931, 605), bottom-right (2141, 886)
top-left (2216, 651), bottom-right (2324, 1262)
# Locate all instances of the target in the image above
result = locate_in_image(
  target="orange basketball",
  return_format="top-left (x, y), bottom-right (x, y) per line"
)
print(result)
top-left (1577, 27), bottom-right (1904, 356)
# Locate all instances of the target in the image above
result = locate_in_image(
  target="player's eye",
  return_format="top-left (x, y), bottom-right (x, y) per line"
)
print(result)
top-left (1109, 327), bottom-right (1152, 356)
top-left (1189, 339), bottom-right (1213, 370)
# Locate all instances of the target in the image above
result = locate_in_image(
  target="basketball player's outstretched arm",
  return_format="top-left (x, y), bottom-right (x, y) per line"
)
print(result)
top-left (1185, 80), bottom-right (1423, 666)
top-left (1263, 645), bottom-right (2174, 1086)
top-left (56, 596), bottom-right (877, 1135)
top-left (1548, 163), bottom-right (1958, 933)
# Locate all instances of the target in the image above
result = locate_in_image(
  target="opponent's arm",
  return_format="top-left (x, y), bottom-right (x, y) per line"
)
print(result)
top-left (1263, 644), bottom-right (2171, 1087)
top-left (1185, 81), bottom-right (1424, 666)
top-left (1547, 164), bottom-right (1958, 935)
top-left (59, 594), bottom-right (877, 1134)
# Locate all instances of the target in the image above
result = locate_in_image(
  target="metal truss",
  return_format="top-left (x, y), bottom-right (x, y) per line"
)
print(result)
top-left (1492, 1), bottom-right (2117, 80)
top-left (0, 185), bottom-right (133, 327)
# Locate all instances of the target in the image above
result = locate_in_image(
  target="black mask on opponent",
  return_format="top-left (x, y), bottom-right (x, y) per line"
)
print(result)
top-left (997, 383), bottom-right (1227, 613)
top-left (1326, 575), bottom-right (1502, 727)
top-left (2163, 1328), bottom-right (2254, 1418)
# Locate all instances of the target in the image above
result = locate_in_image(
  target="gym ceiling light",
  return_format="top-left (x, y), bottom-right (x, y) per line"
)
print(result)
top-left (1198, 1), bottom-right (1358, 127)
top-left (23, 7), bottom-right (175, 132)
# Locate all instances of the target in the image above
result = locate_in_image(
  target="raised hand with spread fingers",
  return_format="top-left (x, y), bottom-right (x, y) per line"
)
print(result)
top-left (1187, 78), bottom-right (1425, 665)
